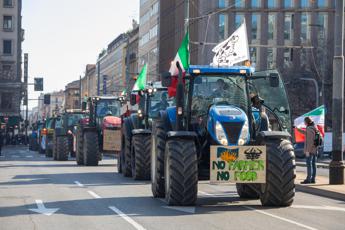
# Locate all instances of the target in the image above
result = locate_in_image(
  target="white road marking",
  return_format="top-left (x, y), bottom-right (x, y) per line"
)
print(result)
top-left (74, 181), bottom-right (84, 187)
top-left (88, 190), bottom-right (101, 199)
top-left (198, 191), bottom-right (235, 197)
top-left (243, 206), bottom-right (318, 230)
top-left (109, 206), bottom-right (146, 230)
top-left (292, 205), bottom-right (345, 212)
top-left (29, 200), bottom-right (59, 216)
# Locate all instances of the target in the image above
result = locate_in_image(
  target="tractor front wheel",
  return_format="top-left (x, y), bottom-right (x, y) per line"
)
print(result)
top-left (260, 139), bottom-right (295, 206)
top-left (131, 134), bottom-right (151, 180)
top-left (56, 136), bottom-right (68, 161)
top-left (121, 123), bottom-right (132, 177)
top-left (83, 131), bottom-right (99, 166)
top-left (76, 127), bottom-right (84, 165)
top-left (164, 138), bottom-right (198, 206)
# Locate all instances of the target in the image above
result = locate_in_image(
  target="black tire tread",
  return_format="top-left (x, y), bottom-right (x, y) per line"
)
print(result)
top-left (76, 127), bottom-right (84, 165)
top-left (132, 134), bottom-right (151, 180)
top-left (83, 131), bottom-right (99, 166)
top-left (56, 136), bottom-right (68, 161)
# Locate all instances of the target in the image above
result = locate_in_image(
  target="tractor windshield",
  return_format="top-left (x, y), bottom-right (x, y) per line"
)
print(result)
top-left (149, 90), bottom-right (173, 118)
top-left (67, 113), bottom-right (85, 126)
top-left (96, 99), bottom-right (121, 117)
top-left (191, 75), bottom-right (248, 117)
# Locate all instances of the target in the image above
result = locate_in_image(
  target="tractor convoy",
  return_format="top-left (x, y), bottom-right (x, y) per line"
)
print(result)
top-left (30, 63), bottom-right (296, 208)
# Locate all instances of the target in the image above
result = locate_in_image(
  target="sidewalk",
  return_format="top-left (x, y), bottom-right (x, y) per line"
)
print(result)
top-left (295, 171), bottom-right (345, 202)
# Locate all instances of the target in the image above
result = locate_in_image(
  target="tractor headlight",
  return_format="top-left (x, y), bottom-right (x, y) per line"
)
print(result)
top-left (238, 119), bottom-right (249, 146)
top-left (215, 121), bottom-right (228, 146)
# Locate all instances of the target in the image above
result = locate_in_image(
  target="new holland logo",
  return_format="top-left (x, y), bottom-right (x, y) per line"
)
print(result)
top-left (244, 147), bottom-right (263, 160)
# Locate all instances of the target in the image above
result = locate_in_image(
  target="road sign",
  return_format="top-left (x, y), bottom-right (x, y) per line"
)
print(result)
top-left (34, 78), bottom-right (43, 91)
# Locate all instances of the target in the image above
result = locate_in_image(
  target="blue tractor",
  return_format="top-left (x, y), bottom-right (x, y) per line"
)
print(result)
top-left (151, 63), bottom-right (295, 206)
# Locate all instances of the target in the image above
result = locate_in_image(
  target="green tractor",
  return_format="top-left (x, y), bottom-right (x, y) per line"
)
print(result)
top-left (120, 83), bottom-right (171, 179)
top-left (53, 110), bottom-right (87, 161)
top-left (76, 96), bottom-right (123, 166)
top-left (151, 64), bottom-right (295, 206)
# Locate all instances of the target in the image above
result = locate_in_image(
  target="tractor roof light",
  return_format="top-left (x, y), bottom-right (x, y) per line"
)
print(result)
top-left (193, 69), bottom-right (201, 74)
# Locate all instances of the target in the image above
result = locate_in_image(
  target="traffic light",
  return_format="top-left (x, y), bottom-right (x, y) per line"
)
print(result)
top-left (44, 94), bottom-right (51, 105)
top-left (34, 78), bottom-right (43, 91)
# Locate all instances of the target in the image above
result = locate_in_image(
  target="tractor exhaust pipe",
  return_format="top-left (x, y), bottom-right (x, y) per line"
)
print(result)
top-left (175, 61), bottom-right (184, 131)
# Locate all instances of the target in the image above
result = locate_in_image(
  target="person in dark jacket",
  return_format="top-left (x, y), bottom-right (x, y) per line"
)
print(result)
top-left (297, 116), bottom-right (318, 184)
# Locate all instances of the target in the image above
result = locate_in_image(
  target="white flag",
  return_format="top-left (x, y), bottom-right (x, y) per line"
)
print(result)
top-left (211, 20), bottom-right (250, 67)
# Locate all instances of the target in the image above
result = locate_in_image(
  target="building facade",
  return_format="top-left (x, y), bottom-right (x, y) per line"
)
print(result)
top-left (125, 22), bottom-right (139, 91)
top-left (64, 80), bottom-right (80, 110)
top-left (48, 90), bottom-right (64, 117)
top-left (138, 0), bottom-right (160, 81)
top-left (81, 64), bottom-right (96, 98)
top-left (0, 0), bottom-right (23, 120)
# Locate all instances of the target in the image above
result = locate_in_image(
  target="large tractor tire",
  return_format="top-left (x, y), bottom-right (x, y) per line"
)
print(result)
top-left (236, 184), bottom-right (260, 199)
top-left (76, 127), bottom-right (84, 165)
top-left (121, 122), bottom-right (132, 177)
top-left (83, 131), bottom-right (99, 166)
top-left (56, 136), bottom-right (69, 161)
top-left (131, 134), bottom-right (151, 180)
top-left (151, 120), bottom-right (167, 198)
top-left (52, 135), bottom-right (58, 160)
top-left (164, 138), bottom-right (198, 206)
top-left (260, 139), bottom-right (295, 206)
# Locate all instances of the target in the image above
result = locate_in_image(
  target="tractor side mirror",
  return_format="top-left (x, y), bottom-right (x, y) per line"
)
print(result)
top-left (161, 71), bottom-right (172, 87)
top-left (269, 73), bottom-right (280, 88)
top-left (81, 101), bottom-right (87, 111)
top-left (130, 94), bottom-right (137, 106)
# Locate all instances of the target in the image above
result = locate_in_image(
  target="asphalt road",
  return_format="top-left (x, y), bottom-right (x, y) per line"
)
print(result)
top-left (0, 146), bottom-right (344, 230)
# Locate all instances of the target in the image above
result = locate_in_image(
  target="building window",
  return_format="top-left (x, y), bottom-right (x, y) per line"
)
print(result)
top-left (0, 92), bottom-right (13, 110)
top-left (219, 0), bottom-right (228, 8)
top-left (301, 0), bottom-right (309, 7)
top-left (235, 13), bottom-right (244, 29)
top-left (140, 11), bottom-right (150, 25)
top-left (151, 2), bottom-right (159, 17)
top-left (301, 13), bottom-right (309, 41)
top-left (139, 32), bottom-right (150, 46)
top-left (3, 16), bottom-right (13, 30)
top-left (268, 0), bottom-right (276, 8)
top-left (235, 1), bottom-right (244, 8)
top-left (2, 64), bottom-right (12, 71)
top-left (140, 0), bottom-right (148, 6)
top-left (149, 24), bottom-right (158, 39)
top-left (267, 48), bottom-right (275, 69)
top-left (218, 14), bottom-right (226, 41)
top-left (149, 47), bottom-right (158, 65)
top-left (251, 0), bottom-right (260, 8)
top-left (318, 0), bottom-right (327, 8)
top-left (284, 48), bottom-right (293, 68)
top-left (284, 0), bottom-right (293, 8)
top-left (284, 14), bottom-right (293, 40)
top-left (3, 0), bottom-right (13, 7)
top-left (251, 14), bottom-right (259, 40)
top-left (3, 40), bottom-right (12, 55)
top-left (268, 13), bottom-right (276, 40)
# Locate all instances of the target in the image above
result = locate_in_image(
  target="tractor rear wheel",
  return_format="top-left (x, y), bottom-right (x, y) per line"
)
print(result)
top-left (164, 138), bottom-right (198, 206)
top-left (83, 131), bottom-right (99, 166)
top-left (56, 136), bottom-right (68, 161)
top-left (121, 123), bottom-right (132, 177)
top-left (151, 120), bottom-right (167, 198)
top-left (131, 134), bottom-right (151, 180)
top-left (236, 184), bottom-right (260, 199)
top-left (260, 139), bottom-right (295, 206)
top-left (76, 127), bottom-right (84, 165)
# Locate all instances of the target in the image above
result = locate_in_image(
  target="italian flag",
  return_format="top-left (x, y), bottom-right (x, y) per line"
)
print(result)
top-left (294, 105), bottom-right (325, 143)
top-left (168, 32), bottom-right (189, 96)
top-left (132, 64), bottom-right (147, 91)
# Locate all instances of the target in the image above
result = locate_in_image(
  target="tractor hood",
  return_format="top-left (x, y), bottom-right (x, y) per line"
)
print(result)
top-left (103, 116), bottom-right (121, 128)
top-left (207, 105), bottom-right (249, 146)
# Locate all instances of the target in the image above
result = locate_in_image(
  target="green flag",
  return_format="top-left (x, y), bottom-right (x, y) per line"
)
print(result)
top-left (169, 32), bottom-right (189, 76)
top-left (133, 64), bottom-right (147, 91)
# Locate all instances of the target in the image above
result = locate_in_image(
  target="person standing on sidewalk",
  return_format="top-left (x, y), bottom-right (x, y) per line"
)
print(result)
top-left (297, 116), bottom-right (318, 184)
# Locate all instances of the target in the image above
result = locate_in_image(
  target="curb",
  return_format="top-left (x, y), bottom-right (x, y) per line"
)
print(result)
top-left (296, 162), bottom-right (329, 169)
top-left (296, 184), bottom-right (345, 202)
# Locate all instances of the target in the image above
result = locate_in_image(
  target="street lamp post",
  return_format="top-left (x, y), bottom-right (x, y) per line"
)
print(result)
top-left (330, 0), bottom-right (345, 184)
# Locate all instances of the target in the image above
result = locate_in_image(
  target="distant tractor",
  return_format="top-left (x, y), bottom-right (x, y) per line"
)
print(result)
top-left (151, 64), bottom-right (295, 207)
top-left (76, 96), bottom-right (123, 166)
top-left (120, 83), bottom-right (171, 179)
top-left (41, 117), bottom-right (58, 157)
top-left (53, 110), bottom-right (87, 161)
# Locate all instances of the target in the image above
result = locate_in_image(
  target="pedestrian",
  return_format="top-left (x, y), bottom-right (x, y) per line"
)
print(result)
top-left (297, 116), bottom-right (318, 184)
top-left (0, 129), bottom-right (3, 156)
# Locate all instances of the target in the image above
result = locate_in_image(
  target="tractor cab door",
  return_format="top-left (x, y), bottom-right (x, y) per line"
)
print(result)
top-left (250, 70), bottom-right (292, 134)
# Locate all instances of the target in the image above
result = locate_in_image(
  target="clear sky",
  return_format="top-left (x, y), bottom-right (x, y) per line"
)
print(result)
top-left (22, 0), bottom-right (139, 109)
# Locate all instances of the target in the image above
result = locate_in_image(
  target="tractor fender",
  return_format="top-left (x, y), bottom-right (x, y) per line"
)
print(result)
top-left (165, 107), bottom-right (176, 130)
top-left (132, 129), bottom-right (151, 136)
top-left (256, 131), bottom-right (291, 143)
top-left (166, 131), bottom-right (197, 140)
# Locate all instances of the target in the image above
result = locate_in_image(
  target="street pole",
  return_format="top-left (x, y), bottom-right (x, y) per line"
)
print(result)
top-left (79, 75), bottom-right (82, 109)
top-left (330, 0), bottom-right (345, 184)
top-left (24, 53), bottom-right (28, 144)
